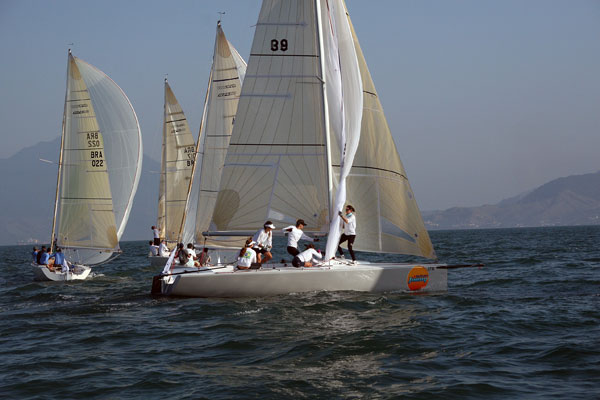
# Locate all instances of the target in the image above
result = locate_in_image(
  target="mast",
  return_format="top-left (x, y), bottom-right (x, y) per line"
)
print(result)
top-left (50, 49), bottom-right (71, 254)
top-left (315, 0), bottom-right (334, 225)
top-left (159, 77), bottom-right (169, 238)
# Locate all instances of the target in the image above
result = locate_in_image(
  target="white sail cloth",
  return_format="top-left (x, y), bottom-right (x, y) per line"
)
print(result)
top-left (56, 53), bottom-right (142, 266)
top-left (180, 22), bottom-right (247, 247)
top-left (323, 0), bottom-right (363, 260)
top-left (157, 81), bottom-right (196, 244)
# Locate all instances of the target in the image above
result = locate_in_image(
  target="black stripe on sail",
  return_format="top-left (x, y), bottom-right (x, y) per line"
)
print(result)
top-left (332, 164), bottom-right (408, 180)
top-left (213, 77), bottom-right (240, 83)
top-left (229, 143), bottom-right (325, 147)
top-left (250, 53), bottom-right (318, 58)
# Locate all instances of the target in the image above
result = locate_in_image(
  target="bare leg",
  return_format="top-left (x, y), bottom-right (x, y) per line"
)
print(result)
top-left (261, 252), bottom-right (272, 263)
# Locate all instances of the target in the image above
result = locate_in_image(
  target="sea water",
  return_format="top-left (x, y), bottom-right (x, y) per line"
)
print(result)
top-left (1, 226), bottom-right (598, 399)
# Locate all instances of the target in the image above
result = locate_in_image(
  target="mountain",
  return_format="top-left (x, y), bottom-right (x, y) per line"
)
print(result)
top-left (0, 137), bottom-right (159, 245)
top-left (423, 171), bottom-right (600, 229)
top-left (2, 139), bottom-right (599, 244)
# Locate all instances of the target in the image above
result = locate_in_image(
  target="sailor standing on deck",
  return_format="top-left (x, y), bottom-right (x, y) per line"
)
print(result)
top-left (151, 225), bottom-right (160, 246)
top-left (337, 205), bottom-right (357, 263)
top-left (282, 219), bottom-right (319, 257)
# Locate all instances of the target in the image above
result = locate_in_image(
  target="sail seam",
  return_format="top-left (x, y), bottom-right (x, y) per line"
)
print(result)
top-left (332, 164), bottom-right (408, 179)
top-left (250, 53), bottom-right (319, 58)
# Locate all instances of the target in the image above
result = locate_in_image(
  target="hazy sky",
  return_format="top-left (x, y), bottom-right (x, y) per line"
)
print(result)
top-left (1, 0), bottom-right (598, 210)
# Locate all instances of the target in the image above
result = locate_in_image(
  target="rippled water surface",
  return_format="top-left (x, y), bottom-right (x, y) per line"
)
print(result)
top-left (1, 226), bottom-right (599, 399)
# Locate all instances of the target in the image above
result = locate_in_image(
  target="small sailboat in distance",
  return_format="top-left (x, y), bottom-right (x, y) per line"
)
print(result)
top-left (33, 50), bottom-right (142, 281)
top-left (155, 78), bottom-right (196, 247)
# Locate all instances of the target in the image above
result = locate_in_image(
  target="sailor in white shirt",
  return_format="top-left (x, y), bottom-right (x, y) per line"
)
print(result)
top-left (151, 225), bottom-right (160, 246)
top-left (337, 205), bottom-right (357, 262)
top-left (158, 240), bottom-right (170, 257)
top-left (148, 241), bottom-right (159, 256)
top-left (282, 219), bottom-right (319, 257)
top-left (292, 244), bottom-right (323, 268)
top-left (237, 238), bottom-right (258, 270)
top-left (252, 221), bottom-right (275, 263)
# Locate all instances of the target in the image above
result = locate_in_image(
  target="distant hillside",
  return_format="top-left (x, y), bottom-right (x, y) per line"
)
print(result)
top-left (2, 139), bottom-right (598, 244)
top-left (0, 137), bottom-right (159, 245)
top-left (423, 171), bottom-right (600, 229)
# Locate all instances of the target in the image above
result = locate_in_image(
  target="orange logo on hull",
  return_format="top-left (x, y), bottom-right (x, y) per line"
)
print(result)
top-left (407, 266), bottom-right (429, 291)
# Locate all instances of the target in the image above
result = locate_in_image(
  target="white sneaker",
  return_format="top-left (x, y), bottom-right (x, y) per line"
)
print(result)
top-left (351, 260), bottom-right (357, 265)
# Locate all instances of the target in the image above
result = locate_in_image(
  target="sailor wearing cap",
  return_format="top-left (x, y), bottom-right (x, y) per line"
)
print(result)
top-left (252, 221), bottom-right (276, 264)
top-left (282, 219), bottom-right (319, 257)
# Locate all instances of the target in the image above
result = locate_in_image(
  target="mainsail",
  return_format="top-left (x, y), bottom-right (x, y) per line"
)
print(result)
top-left (213, 0), bottom-right (331, 233)
top-left (157, 80), bottom-right (196, 244)
top-left (208, 0), bottom-right (435, 260)
top-left (180, 22), bottom-right (247, 246)
top-left (53, 51), bottom-right (142, 265)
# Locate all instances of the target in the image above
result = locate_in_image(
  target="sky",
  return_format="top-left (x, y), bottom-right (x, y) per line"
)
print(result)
top-left (1, 0), bottom-right (599, 210)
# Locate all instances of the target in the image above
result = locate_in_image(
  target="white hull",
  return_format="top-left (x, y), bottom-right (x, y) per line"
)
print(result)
top-left (32, 263), bottom-right (92, 281)
top-left (152, 260), bottom-right (447, 298)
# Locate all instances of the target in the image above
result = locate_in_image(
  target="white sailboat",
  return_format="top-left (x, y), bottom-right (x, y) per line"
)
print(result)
top-left (156, 79), bottom-right (196, 246)
top-left (33, 50), bottom-right (142, 281)
top-left (152, 0), bottom-right (454, 297)
top-left (150, 21), bottom-right (247, 267)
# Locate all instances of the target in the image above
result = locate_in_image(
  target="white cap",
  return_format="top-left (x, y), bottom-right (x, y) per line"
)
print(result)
top-left (265, 223), bottom-right (276, 229)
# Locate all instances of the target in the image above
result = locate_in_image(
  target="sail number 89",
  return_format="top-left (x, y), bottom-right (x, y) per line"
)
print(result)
top-left (271, 39), bottom-right (288, 52)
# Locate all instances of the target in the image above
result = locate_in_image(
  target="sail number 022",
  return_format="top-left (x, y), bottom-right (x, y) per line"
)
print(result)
top-left (271, 39), bottom-right (288, 52)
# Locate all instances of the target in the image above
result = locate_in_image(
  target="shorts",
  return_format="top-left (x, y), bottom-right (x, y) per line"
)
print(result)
top-left (252, 247), bottom-right (268, 255)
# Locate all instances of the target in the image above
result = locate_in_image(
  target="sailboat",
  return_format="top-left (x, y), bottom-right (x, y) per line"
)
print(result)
top-left (152, 0), bottom-right (456, 297)
top-left (33, 50), bottom-right (142, 281)
top-left (155, 79), bottom-right (196, 247)
top-left (149, 21), bottom-right (247, 268)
